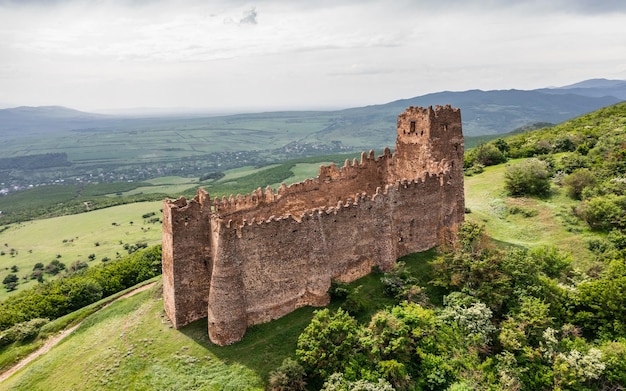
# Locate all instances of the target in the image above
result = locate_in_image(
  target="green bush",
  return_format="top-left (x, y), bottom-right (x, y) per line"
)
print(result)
top-left (296, 308), bottom-right (360, 380)
top-left (504, 159), bottom-right (551, 197)
top-left (465, 143), bottom-right (507, 168)
top-left (562, 168), bottom-right (595, 200)
top-left (267, 358), bottom-right (307, 391)
top-left (576, 195), bottom-right (626, 231)
top-left (0, 318), bottom-right (49, 347)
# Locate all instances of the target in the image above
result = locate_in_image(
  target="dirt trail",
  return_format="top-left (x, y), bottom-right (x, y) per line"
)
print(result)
top-left (0, 281), bottom-right (157, 383)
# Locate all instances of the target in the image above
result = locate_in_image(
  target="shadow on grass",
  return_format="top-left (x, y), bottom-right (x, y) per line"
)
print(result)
top-left (178, 305), bottom-right (318, 382)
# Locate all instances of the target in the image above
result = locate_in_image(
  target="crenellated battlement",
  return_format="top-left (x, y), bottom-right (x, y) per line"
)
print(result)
top-left (162, 106), bottom-right (465, 345)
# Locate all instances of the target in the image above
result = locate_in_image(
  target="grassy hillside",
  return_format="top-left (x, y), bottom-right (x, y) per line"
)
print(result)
top-left (0, 202), bottom-right (162, 301)
top-left (0, 250), bottom-right (437, 390)
top-left (464, 161), bottom-right (597, 266)
top-left (2, 102), bottom-right (626, 389)
top-left (1, 158), bottom-right (611, 389)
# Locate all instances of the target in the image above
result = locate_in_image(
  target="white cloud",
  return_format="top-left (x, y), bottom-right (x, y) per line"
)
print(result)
top-left (0, 0), bottom-right (625, 111)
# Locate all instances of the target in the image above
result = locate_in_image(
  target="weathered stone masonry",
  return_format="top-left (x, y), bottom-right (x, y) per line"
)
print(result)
top-left (162, 105), bottom-right (464, 345)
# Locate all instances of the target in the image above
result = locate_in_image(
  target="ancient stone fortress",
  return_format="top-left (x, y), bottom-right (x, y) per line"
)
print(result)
top-left (162, 105), bottom-right (464, 345)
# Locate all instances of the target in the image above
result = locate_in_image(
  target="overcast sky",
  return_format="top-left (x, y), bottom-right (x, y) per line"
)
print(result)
top-left (1, 0), bottom-right (625, 113)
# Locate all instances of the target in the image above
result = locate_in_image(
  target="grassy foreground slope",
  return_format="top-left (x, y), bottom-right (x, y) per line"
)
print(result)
top-left (1, 248), bottom-right (437, 390)
top-left (1, 283), bottom-right (266, 390)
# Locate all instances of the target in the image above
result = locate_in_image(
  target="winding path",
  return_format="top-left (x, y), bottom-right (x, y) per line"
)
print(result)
top-left (0, 281), bottom-right (157, 383)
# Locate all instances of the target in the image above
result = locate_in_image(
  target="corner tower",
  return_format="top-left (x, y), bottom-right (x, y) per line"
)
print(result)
top-left (392, 105), bottom-right (463, 179)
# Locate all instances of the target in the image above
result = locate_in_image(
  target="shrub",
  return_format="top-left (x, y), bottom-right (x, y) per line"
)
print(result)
top-left (320, 373), bottom-right (394, 391)
top-left (344, 285), bottom-right (367, 315)
top-left (3, 273), bottom-right (19, 289)
top-left (380, 261), bottom-right (418, 300)
top-left (267, 358), bottom-right (307, 391)
top-left (296, 308), bottom-right (360, 380)
top-left (329, 281), bottom-right (350, 300)
top-left (600, 340), bottom-right (626, 386)
top-left (0, 318), bottom-right (49, 347)
top-left (562, 169), bottom-right (596, 200)
top-left (576, 195), bottom-right (626, 231)
top-left (467, 143), bottom-right (507, 167)
top-left (44, 259), bottom-right (66, 275)
top-left (504, 159), bottom-right (551, 197)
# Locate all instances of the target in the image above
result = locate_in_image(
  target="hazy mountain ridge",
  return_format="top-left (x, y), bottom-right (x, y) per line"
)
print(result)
top-left (1, 79), bottom-right (624, 139)
top-left (537, 78), bottom-right (626, 100)
top-left (0, 106), bottom-right (109, 134)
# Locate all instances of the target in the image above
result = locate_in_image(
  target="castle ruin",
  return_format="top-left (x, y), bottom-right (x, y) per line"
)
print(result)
top-left (162, 105), bottom-right (464, 345)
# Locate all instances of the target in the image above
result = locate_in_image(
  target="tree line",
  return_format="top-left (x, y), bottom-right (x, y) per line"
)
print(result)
top-left (0, 245), bottom-right (161, 345)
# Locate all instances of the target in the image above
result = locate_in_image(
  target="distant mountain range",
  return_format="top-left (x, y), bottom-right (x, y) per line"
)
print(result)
top-left (1, 78), bottom-right (624, 139)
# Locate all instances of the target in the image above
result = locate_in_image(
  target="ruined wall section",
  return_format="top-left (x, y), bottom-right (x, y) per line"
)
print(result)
top-left (211, 106), bottom-right (463, 231)
top-left (205, 174), bottom-right (456, 344)
top-left (210, 149), bottom-right (394, 227)
top-left (162, 190), bottom-right (212, 328)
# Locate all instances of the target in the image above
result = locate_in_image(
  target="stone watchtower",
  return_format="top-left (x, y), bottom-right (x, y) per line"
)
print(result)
top-left (162, 105), bottom-right (464, 345)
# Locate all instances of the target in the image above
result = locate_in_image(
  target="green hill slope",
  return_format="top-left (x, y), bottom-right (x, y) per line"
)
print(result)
top-left (2, 102), bottom-right (626, 390)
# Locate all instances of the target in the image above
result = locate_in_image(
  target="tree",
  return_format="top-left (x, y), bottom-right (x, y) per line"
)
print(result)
top-left (3, 273), bottom-right (18, 291)
top-left (504, 158), bottom-right (551, 197)
top-left (44, 259), bottom-right (66, 275)
top-left (439, 292), bottom-right (496, 347)
top-left (467, 143), bottom-right (507, 167)
top-left (68, 260), bottom-right (89, 273)
top-left (296, 308), bottom-right (360, 380)
top-left (30, 269), bottom-right (44, 280)
top-left (320, 373), bottom-right (394, 391)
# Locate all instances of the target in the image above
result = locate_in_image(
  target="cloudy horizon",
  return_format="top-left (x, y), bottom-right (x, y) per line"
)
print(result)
top-left (1, 0), bottom-right (625, 113)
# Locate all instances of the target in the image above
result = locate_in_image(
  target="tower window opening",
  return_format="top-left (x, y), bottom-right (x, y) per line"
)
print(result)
top-left (410, 121), bottom-right (416, 133)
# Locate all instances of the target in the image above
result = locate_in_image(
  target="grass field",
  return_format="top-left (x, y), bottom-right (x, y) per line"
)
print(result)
top-left (464, 162), bottom-right (598, 268)
top-left (0, 201), bottom-right (162, 301)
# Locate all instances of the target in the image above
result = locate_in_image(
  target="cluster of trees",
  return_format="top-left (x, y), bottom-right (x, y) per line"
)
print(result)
top-left (0, 245), bottom-right (161, 333)
top-left (269, 222), bottom-right (626, 390)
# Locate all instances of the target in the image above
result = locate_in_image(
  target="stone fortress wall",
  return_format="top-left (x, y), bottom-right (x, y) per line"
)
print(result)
top-left (162, 105), bottom-right (464, 345)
